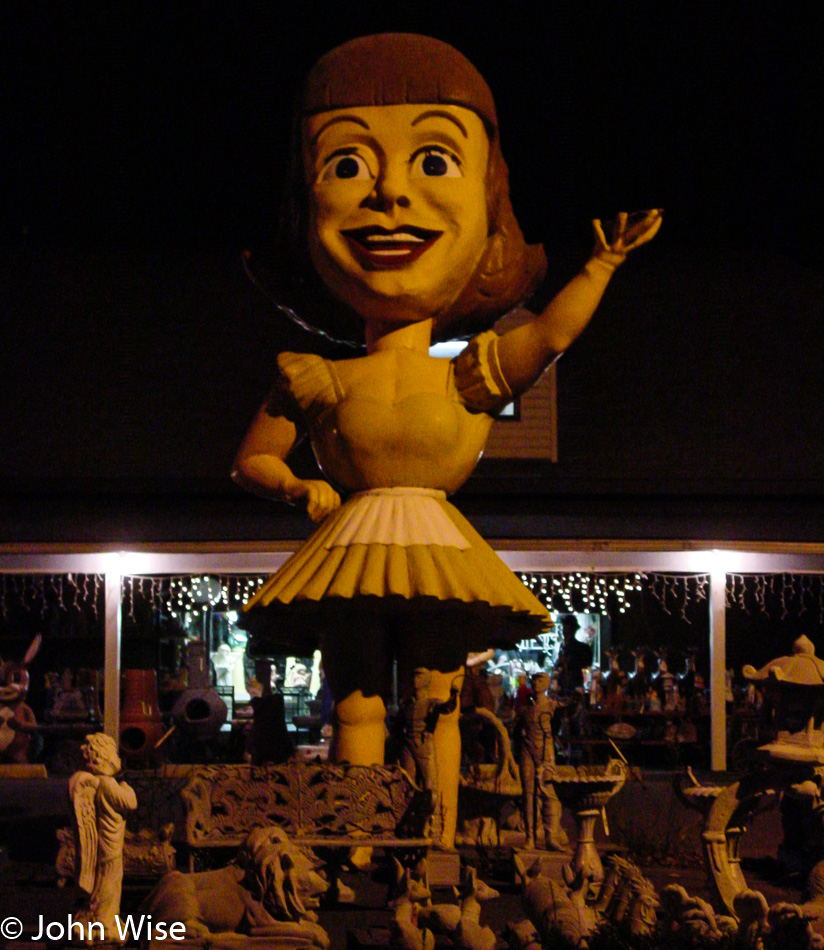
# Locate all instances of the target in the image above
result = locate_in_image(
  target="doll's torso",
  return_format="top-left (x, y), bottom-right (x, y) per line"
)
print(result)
top-left (295, 348), bottom-right (495, 495)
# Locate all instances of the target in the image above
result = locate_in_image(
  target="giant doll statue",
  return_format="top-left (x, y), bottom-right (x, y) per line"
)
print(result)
top-left (233, 34), bottom-right (660, 848)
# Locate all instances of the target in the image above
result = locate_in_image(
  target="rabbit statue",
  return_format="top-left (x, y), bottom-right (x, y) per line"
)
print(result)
top-left (0, 634), bottom-right (42, 763)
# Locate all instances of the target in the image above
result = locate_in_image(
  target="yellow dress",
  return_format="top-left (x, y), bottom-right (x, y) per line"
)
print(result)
top-left (242, 331), bottom-right (551, 671)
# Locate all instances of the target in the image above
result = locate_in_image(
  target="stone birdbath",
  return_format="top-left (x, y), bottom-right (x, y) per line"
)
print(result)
top-left (540, 758), bottom-right (627, 892)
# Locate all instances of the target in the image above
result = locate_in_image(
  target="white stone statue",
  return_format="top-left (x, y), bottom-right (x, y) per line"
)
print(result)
top-left (285, 657), bottom-right (312, 689)
top-left (232, 645), bottom-right (250, 702)
top-left (211, 642), bottom-right (237, 688)
top-left (69, 733), bottom-right (137, 942)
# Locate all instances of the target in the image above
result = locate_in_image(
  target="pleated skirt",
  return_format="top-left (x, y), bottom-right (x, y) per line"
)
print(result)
top-left (241, 488), bottom-right (551, 663)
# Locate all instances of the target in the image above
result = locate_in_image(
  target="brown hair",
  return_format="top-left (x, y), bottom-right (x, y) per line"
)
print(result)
top-left (268, 33), bottom-right (546, 345)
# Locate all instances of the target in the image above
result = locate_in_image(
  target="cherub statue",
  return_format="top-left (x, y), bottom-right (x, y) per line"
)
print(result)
top-left (69, 733), bottom-right (137, 941)
top-left (233, 33), bottom-right (661, 848)
top-left (514, 671), bottom-right (567, 851)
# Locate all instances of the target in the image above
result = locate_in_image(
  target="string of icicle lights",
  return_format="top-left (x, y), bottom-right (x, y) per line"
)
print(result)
top-left (519, 572), bottom-right (644, 615)
top-left (121, 575), bottom-right (267, 621)
top-left (727, 573), bottom-right (824, 622)
top-left (518, 572), bottom-right (711, 621)
top-left (0, 573), bottom-right (104, 624)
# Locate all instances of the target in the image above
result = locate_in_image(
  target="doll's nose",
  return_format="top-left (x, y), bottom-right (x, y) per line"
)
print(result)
top-left (361, 164), bottom-right (411, 211)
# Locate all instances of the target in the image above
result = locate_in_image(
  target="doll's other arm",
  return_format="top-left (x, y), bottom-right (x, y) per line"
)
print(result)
top-left (231, 403), bottom-right (341, 523)
top-left (496, 210), bottom-right (662, 395)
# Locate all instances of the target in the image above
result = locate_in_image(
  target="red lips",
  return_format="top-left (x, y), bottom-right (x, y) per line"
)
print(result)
top-left (341, 226), bottom-right (442, 269)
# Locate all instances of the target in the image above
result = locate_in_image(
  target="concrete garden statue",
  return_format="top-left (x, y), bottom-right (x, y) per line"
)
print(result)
top-left (69, 733), bottom-right (138, 942)
top-left (233, 32), bottom-right (661, 849)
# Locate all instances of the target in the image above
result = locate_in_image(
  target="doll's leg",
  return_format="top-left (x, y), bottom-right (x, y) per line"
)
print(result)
top-left (427, 667), bottom-right (465, 849)
top-left (333, 690), bottom-right (387, 765)
top-left (320, 622), bottom-right (392, 765)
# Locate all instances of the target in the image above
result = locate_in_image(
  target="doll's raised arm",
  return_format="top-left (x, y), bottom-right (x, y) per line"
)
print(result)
top-left (496, 209), bottom-right (662, 396)
top-left (231, 397), bottom-right (341, 523)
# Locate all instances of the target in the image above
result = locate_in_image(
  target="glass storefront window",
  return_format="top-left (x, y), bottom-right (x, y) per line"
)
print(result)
top-left (120, 575), bottom-right (320, 764)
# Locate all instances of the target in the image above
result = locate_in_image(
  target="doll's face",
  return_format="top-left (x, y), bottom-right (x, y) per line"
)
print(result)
top-left (302, 104), bottom-right (489, 323)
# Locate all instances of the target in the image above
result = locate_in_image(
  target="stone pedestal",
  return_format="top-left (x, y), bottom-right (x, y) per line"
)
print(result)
top-left (512, 847), bottom-right (570, 881)
top-left (427, 848), bottom-right (461, 886)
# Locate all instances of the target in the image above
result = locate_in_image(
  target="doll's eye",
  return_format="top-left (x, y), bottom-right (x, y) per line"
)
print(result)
top-left (319, 151), bottom-right (373, 182)
top-left (410, 147), bottom-right (462, 178)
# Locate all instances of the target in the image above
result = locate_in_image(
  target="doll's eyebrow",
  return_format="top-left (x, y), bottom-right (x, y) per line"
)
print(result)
top-left (411, 110), bottom-right (468, 138)
top-left (310, 114), bottom-right (370, 144)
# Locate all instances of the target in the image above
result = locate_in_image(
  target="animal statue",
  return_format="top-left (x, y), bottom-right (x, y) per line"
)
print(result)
top-left (594, 855), bottom-right (659, 938)
top-left (733, 889), bottom-right (769, 950)
top-left (653, 646), bottom-right (678, 711)
top-left (0, 634), bottom-right (41, 763)
top-left (626, 648), bottom-right (650, 707)
top-left (514, 853), bottom-right (659, 948)
top-left (725, 886), bottom-right (824, 950)
top-left (602, 648), bottom-right (621, 687)
top-left (800, 859), bottom-right (824, 924)
top-left (678, 646), bottom-right (698, 700)
top-left (515, 857), bottom-right (596, 947)
top-left (658, 883), bottom-right (736, 945)
top-left (452, 867), bottom-right (498, 950)
top-left (389, 856), bottom-right (435, 950)
top-left (140, 826), bottom-right (329, 945)
top-left (602, 651), bottom-right (629, 713)
top-left (765, 902), bottom-right (824, 950)
top-left (504, 918), bottom-right (542, 950)
top-left (419, 865), bottom-right (499, 950)
top-left (232, 31), bottom-right (661, 849)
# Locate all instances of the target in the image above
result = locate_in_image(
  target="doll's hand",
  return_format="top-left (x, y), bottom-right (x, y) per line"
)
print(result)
top-left (288, 479), bottom-right (341, 523)
top-left (592, 209), bottom-right (663, 268)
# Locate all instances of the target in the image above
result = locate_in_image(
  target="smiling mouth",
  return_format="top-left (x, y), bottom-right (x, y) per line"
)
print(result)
top-left (341, 226), bottom-right (442, 269)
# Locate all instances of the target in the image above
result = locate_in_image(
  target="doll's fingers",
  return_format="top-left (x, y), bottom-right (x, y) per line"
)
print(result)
top-left (591, 219), bottom-right (609, 250)
top-left (307, 501), bottom-right (327, 523)
top-left (304, 486), bottom-right (324, 521)
top-left (621, 211), bottom-right (652, 245)
top-left (614, 212), bottom-right (628, 244)
top-left (307, 485), bottom-right (340, 522)
top-left (625, 210), bottom-right (663, 249)
top-left (307, 497), bottom-right (327, 522)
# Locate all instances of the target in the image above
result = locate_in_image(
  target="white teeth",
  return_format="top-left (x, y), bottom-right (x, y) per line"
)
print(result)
top-left (364, 232), bottom-right (424, 243)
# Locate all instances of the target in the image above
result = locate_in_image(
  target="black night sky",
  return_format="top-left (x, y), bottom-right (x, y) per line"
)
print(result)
top-left (3, 3), bottom-right (820, 253)
top-left (1, 2), bottom-right (822, 541)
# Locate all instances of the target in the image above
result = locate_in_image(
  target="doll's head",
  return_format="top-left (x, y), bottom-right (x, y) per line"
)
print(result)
top-left (270, 34), bottom-right (546, 345)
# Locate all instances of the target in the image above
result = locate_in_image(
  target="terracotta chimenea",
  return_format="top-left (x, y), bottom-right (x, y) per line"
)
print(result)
top-left (119, 668), bottom-right (164, 766)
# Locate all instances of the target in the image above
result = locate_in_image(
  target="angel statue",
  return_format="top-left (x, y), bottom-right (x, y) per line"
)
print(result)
top-left (233, 33), bottom-right (661, 849)
top-left (69, 733), bottom-right (137, 941)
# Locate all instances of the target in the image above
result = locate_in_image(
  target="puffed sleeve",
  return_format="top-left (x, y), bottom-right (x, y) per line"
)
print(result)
top-left (269, 352), bottom-right (341, 424)
top-left (452, 330), bottom-right (514, 414)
